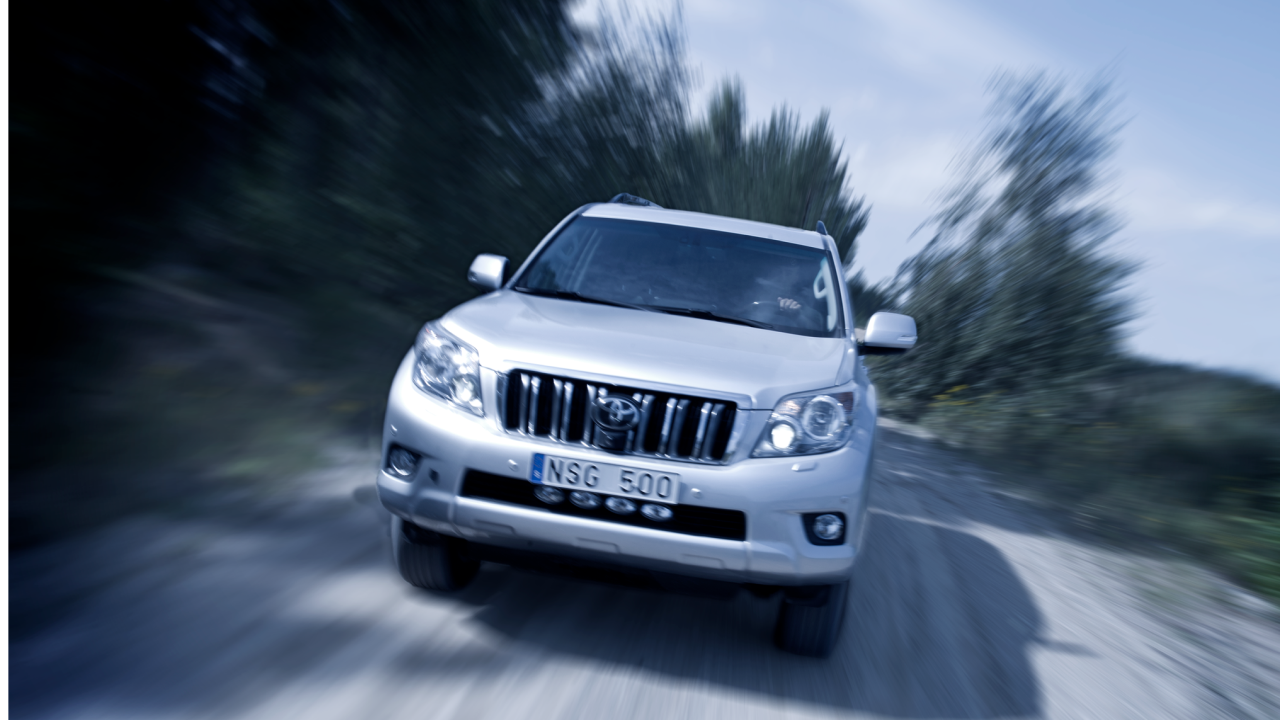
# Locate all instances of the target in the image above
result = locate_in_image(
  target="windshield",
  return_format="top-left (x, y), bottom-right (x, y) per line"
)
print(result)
top-left (512, 216), bottom-right (846, 338)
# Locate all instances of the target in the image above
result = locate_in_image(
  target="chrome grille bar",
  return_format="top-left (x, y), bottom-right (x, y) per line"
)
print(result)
top-left (518, 373), bottom-right (531, 435)
top-left (560, 381), bottom-right (574, 441)
top-left (702, 403), bottom-right (725, 459)
top-left (626, 393), bottom-right (643, 450)
top-left (583, 384), bottom-right (597, 446)
top-left (527, 376), bottom-right (541, 434)
top-left (658, 397), bottom-right (677, 454)
top-left (633, 394), bottom-right (655, 452)
top-left (550, 379), bottom-right (563, 440)
top-left (691, 401), bottom-right (712, 458)
top-left (669, 399), bottom-right (691, 457)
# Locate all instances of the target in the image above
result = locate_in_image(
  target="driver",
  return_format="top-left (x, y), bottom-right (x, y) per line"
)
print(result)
top-left (740, 264), bottom-right (821, 328)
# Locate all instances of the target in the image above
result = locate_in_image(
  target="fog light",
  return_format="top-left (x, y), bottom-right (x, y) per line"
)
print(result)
top-left (640, 503), bottom-right (673, 522)
top-left (605, 496), bottom-right (636, 515)
top-left (534, 486), bottom-right (565, 505)
top-left (812, 513), bottom-right (844, 541)
top-left (569, 491), bottom-right (601, 509)
top-left (387, 447), bottom-right (419, 477)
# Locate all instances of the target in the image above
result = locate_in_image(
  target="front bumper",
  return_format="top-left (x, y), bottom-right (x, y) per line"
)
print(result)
top-left (377, 352), bottom-right (875, 586)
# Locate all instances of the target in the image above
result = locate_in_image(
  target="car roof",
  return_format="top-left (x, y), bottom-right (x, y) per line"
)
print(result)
top-left (581, 203), bottom-right (829, 250)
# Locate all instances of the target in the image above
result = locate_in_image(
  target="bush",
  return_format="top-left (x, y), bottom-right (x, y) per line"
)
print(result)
top-left (886, 360), bottom-right (1280, 599)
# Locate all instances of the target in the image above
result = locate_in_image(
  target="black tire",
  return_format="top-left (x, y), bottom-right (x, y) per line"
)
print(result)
top-left (773, 581), bottom-right (849, 657)
top-left (391, 516), bottom-right (480, 591)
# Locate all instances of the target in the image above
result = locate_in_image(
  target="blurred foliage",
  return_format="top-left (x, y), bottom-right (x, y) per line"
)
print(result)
top-left (911, 361), bottom-right (1280, 511)
top-left (10, 0), bottom-right (228, 382)
top-left (214, 4), bottom-right (866, 322)
top-left (930, 365), bottom-right (1280, 600)
top-left (873, 72), bottom-right (1136, 409)
top-left (845, 269), bottom-right (898, 329)
top-left (650, 79), bottom-right (868, 264)
top-left (220, 1), bottom-right (585, 307)
top-left (864, 72), bottom-right (1279, 598)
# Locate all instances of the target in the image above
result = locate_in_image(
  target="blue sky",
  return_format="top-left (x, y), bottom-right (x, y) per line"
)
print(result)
top-left (577, 0), bottom-right (1280, 384)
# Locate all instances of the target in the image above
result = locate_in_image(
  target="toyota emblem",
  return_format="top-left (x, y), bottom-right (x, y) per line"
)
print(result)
top-left (591, 395), bottom-right (640, 432)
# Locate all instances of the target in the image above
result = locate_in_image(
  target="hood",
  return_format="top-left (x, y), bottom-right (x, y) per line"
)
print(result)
top-left (440, 290), bottom-right (851, 410)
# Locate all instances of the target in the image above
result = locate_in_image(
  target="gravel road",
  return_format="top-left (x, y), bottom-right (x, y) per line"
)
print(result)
top-left (11, 423), bottom-right (1280, 719)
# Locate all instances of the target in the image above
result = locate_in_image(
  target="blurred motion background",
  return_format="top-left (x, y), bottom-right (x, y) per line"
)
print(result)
top-left (8, 0), bottom-right (1278, 615)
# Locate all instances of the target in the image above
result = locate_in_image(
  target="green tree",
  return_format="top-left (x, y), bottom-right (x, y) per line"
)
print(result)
top-left (217, 1), bottom-right (582, 310)
top-left (511, 24), bottom-right (868, 263)
top-left (656, 79), bottom-right (869, 264)
top-left (877, 72), bottom-right (1137, 412)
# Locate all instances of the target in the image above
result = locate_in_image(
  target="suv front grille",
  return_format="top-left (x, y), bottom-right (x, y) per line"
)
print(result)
top-left (500, 370), bottom-right (737, 463)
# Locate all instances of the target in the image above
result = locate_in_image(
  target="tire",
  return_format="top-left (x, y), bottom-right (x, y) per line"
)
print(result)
top-left (773, 580), bottom-right (849, 657)
top-left (391, 515), bottom-right (480, 591)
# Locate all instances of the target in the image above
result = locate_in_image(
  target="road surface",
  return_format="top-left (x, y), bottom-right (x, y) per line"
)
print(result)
top-left (11, 423), bottom-right (1280, 719)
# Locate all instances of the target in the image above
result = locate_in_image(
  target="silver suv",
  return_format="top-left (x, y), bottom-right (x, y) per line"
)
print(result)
top-left (377, 195), bottom-right (917, 656)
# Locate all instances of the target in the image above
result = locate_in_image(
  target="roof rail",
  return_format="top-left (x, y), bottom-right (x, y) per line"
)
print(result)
top-left (816, 220), bottom-right (829, 236)
top-left (609, 193), bottom-right (663, 208)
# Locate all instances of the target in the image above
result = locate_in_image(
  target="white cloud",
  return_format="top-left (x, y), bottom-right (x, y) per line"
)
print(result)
top-left (851, 134), bottom-right (964, 211)
top-left (1185, 201), bottom-right (1280, 237)
top-left (840, 0), bottom-right (1054, 80)
top-left (1125, 166), bottom-right (1280, 238)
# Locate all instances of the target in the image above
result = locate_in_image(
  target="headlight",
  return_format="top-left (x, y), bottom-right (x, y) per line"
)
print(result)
top-left (413, 322), bottom-right (483, 416)
top-left (752, 389), bottom-right (857, 457)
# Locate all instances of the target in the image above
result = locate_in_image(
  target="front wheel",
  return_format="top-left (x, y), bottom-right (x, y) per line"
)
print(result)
top-left (391, 515), bottom-right (480, 591)
top-left (773, 581), bottom-right (849, 657)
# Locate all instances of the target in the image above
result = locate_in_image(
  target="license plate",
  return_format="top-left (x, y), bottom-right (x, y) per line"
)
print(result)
top-left (530, 453), bottom-right (680, 504)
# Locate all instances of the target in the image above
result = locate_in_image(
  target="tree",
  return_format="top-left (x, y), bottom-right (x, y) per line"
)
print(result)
top-left (217, 1), bottom-right (582, 307)
top-left (876, 72), bottom-right (1137, 411)
top-left (657, 79), bottom-right (869, 264)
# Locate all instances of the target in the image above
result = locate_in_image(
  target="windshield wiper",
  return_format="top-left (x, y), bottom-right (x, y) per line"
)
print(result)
top-left (511, 287), bottom-right (654, 312)
top-left (512, 289), bottom-right (772, 328)
top-left (646, 305), bottom-right (774, 330)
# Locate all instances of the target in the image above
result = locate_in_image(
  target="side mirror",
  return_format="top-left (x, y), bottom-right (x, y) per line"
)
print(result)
top-left (857, 312), bottom-right (918, 355)
top-left (467, 254), bottom-right (508, 291)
